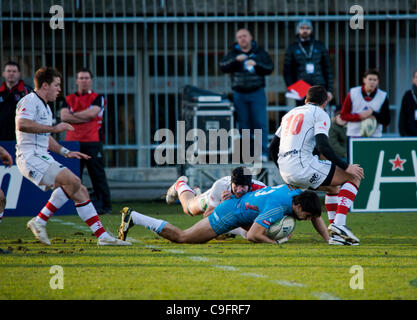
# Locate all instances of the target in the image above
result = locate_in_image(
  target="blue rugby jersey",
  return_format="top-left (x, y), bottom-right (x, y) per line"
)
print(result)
top-left (237, 184), bottom-right (302, 228)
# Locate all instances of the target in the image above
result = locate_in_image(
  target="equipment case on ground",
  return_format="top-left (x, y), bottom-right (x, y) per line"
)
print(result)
top-left (182, 86), bottom-right (235, 156)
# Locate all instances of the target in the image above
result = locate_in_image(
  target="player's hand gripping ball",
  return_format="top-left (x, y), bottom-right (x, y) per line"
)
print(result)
top-left (266, 215), bottom-right (296, 242)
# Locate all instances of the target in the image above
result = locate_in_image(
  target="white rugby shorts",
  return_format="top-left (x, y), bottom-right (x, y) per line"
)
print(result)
top-left (17, 153), bottom-right (66, 191)
top-left (279, 155), bottom-right (332, 190)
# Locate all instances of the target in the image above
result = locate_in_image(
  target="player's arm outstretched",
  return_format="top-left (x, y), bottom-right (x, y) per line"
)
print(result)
top-left (48, 136), bottom-right (91, 160)
top-left (310, 216), bottom-right (330, 242)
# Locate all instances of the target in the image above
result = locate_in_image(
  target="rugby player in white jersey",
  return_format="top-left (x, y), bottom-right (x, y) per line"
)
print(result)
top-left (269, 85), bottom-right (364, 245)
top-left (165, 166), bottom-right (266, 239)
top-left (15, 67), bottom-right (130, 246)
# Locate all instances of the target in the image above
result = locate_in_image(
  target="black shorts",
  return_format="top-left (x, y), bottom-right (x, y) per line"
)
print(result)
top-left (319, 162), bottom-right (336, 187)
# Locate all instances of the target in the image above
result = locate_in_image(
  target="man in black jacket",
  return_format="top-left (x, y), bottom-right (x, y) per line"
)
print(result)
top-left (399, 70), bottom-right (417, 136)
top-left (283, 19), bottom-right (333, 106)
top-left (0, 61), bottom-right (32, 141)
top-left (220, 28), bottom-right (274, 161)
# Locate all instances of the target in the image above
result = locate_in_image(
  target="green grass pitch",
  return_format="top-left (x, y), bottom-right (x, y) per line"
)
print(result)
top-left (1, 201), bottom-right (417, 300)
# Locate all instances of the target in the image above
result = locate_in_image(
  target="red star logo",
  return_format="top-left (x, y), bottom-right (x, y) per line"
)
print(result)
top-left (389, 154), bottom-right (406, 171)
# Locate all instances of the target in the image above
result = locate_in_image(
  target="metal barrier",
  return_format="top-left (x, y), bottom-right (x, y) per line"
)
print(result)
top-left (1, 0), bottom-right (416, 168)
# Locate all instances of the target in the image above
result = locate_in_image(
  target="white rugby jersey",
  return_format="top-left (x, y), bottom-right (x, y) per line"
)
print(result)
top-left (207, 176), bottom-right (266, 208)
top-left (346, 86), bottom-right (387, 137)
top-left (15, 92), bottom-right (53, 156)
top-left (275, 103), bottom-right (330, 167)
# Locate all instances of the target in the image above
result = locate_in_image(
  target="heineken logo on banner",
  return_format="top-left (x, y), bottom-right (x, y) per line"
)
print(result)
top-left (350, 138), bottom-right (417, 212)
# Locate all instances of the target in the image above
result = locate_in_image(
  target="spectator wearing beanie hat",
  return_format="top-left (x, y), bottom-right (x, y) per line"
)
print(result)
top-left (283, 19), bottom-right (334, 106)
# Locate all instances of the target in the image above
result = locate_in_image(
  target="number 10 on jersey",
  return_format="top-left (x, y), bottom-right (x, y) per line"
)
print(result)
top-left (283, 113), bottom-right (305, 136)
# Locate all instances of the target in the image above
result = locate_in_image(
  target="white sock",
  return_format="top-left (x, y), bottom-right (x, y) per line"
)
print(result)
top-left (0, 211), bottom-right (3, 222)
top-left (334, 213), bottom-right (347, 226)
top-left (35, 187), bottom-right (69, 226)
top-left (131, 210), bottom-right (167, 234)
top-left (228, 228), bottom-right (247, 239)
top-left (176, 181), bottom-right (195, 197)
top-left (75, 200), bottom-right (108, 238)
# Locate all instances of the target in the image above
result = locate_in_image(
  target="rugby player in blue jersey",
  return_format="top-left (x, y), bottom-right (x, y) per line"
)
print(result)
top-left (118, 184), bottom-right (329, 244)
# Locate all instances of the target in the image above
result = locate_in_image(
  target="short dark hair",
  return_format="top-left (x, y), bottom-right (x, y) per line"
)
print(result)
top-left (3, 61), bottom-right (20, 71)
top-left (292, 191), bottom-right (322, 218)
top-left (34, 67), bottom-right (62, 90)
top-left (363, 69), bottom-right (380, 79)
top-left (76, 67), bottom-right (93, 79)
top-left (236, 28), bottom-right (252, 37)
top-left (231, 166), bottom-right (252, 187)
top-left (305, 85), bottom-right (328, 106)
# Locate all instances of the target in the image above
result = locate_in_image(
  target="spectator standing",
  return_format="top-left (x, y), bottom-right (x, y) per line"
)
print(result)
top-left (283, 19), bottom-right (333, 106)
top-left (0, 61), bottom-right (32, 140)
top-left (340, 69), bottom-right (390, 138)
top-left (399, 70), bottom-right (417, 137)
top-left (220, 28), bottom-right (274, 162)
top-left (60, 68), bottom-right (112, 215)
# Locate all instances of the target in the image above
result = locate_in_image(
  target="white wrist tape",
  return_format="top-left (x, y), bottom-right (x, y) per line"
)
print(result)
top-left (60, 147), bottom-right (70, 157)
top-left (276, 237), bottom-right (289, 244)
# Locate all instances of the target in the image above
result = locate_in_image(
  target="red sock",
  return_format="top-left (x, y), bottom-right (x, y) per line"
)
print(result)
top-left (334, 182), bottom-right (358, 225)
top-left (325, 193), bottom-right (338, 224)
top-left (176, 181), bottom-right (194, 197)
top-left (75, 200), bottom-right (106, 238)
top-left (35, 187), bottom-right (69, 226)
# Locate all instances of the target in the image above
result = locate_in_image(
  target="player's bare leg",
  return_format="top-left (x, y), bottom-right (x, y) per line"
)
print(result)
top-left (166, 176), bottom-right (202, 216)
top-left (54, 168), bottom-right (86, 202)
top-left (179, 191), bottom-right (204, 216)
top-left (119, 206), bottom-right (217, 244)
top-left (159, 218), bottom-right (218, 243)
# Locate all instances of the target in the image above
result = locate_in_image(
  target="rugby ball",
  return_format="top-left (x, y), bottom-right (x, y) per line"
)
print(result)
top-left (266, 215), bottom-right (296, 241)
top-left (360, 117), bottom-right (377, 137)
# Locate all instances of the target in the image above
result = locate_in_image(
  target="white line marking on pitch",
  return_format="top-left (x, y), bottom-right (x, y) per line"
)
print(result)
top-left (189, 256), bottom-right (210, 262)
top-left (240, 273), bottom-right (268, 278)
top-left (213, 265), bottom-right (238, 271)
top-left (312, 292), bottom-right (341, 300)
top-left (51, 218), bottom-right (341, 300)
top-left (126, 237), bottom-right (141, 243)
top-left (50, 218), bottom-right (91, 232)
top-left (165, 249), bottom-right (185, 254)
top-left (271, 280), bottom-right (306, 288)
